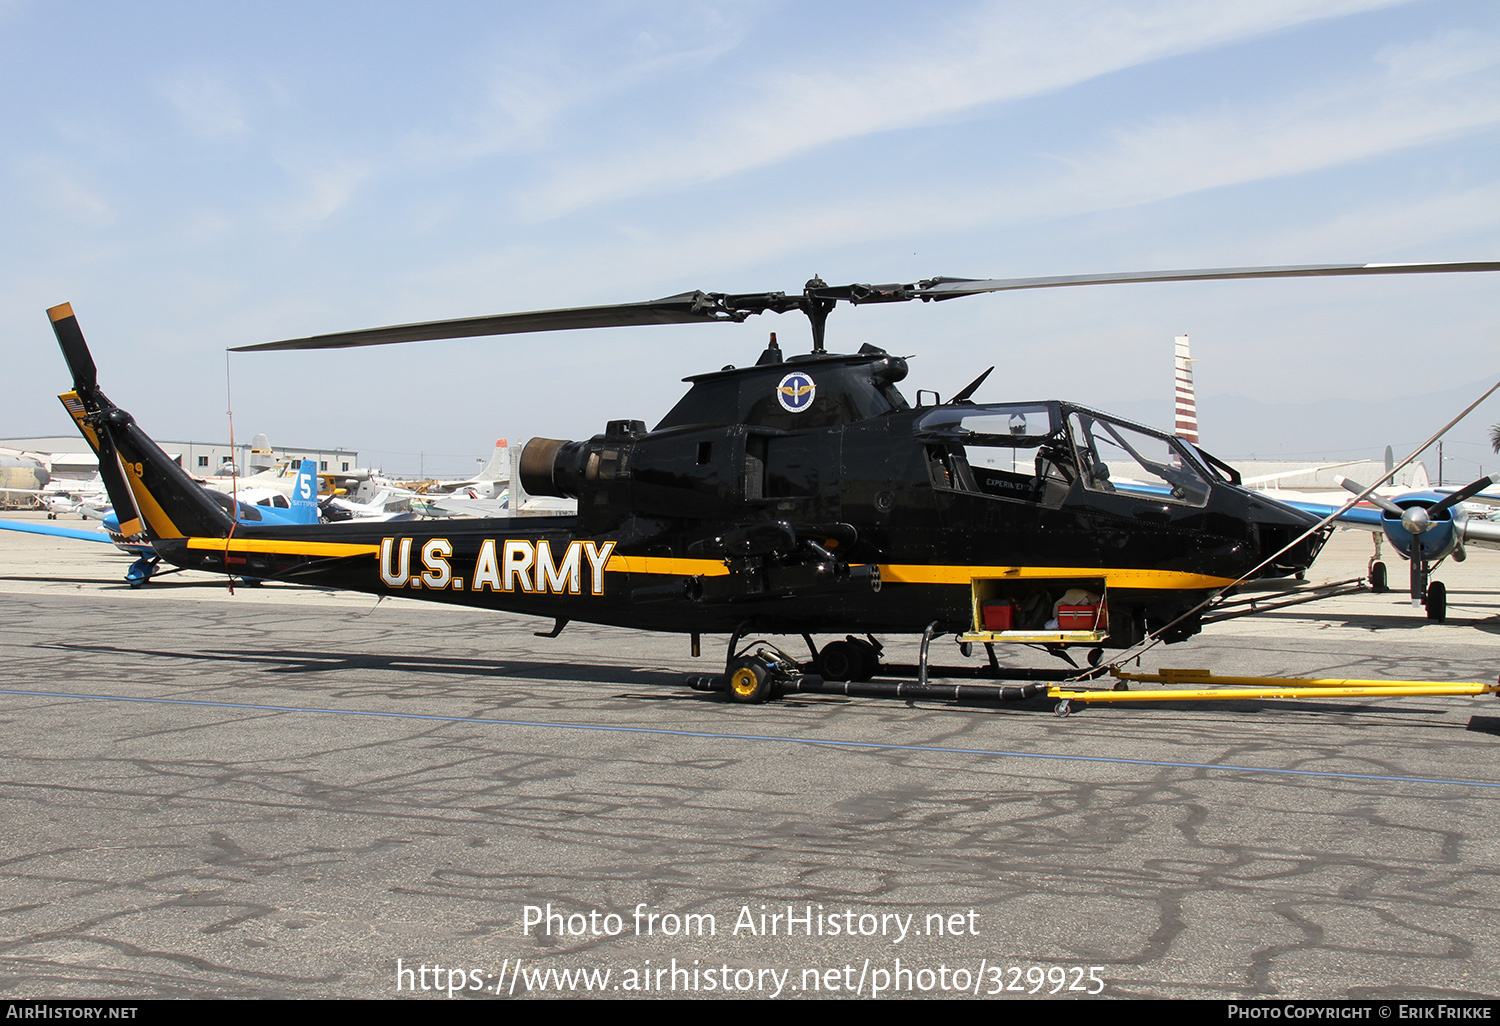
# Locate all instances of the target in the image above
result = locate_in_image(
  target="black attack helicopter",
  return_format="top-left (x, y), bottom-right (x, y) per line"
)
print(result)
top-left (48, 260), bottom-right (1500, 702)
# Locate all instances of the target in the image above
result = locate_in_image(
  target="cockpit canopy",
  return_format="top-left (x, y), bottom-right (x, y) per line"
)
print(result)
top-left (915, 401), bottom-right (1213, 507)
top-left (913, 403), bottom-right (1061, 446)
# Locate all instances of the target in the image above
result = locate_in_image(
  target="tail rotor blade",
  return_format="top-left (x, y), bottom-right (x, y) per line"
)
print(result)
top-left (48, 303), bottom-right (98, 397)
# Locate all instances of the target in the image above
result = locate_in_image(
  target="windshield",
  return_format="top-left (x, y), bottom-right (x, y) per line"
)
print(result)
top-left (913, 401), bottom-right (1211, 507)
top-left (1066, 410), bottom-right (1210, 506)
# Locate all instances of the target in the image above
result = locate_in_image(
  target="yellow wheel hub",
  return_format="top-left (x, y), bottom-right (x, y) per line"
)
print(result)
top-left (730, 667), bottom-right (760, 696)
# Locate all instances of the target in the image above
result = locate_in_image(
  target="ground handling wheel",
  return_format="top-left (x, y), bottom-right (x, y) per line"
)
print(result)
top-left (725, 655), bottom-right (774, 704)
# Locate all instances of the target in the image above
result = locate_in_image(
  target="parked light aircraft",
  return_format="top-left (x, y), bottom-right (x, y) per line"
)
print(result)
top-left (1276, 474), bottom-right (1500, 621)
top-left (1170, 335), bottom-right (1499, 621)
top-left (0, 458), bottom-right (322, 585)
top-left (408, 439), bottom-right (513, 501)
top-left (0, 448), bottom-right (52, 506)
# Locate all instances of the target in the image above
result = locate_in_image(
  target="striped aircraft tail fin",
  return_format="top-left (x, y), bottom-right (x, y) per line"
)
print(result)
top-left (1173, 334), bottom-right (1198, 445)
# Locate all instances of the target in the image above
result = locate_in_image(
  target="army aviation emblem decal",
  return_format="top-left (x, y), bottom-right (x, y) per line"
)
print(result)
top-left (776, 372), bottom-right (816, 413)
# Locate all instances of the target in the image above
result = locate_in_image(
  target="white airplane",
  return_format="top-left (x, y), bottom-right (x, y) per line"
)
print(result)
top-left (321, 488), bottom-right (418, 523)
top-left (39, 473), bottom-right (110, 518)
top-left (0, 464), bottom-right (111, 518)
top-left (407, 438), bottom-right (577, 518)
top-left (1, 447), bottom-right (53, 510)
top-left (406, 438), bottom-right (512, 500)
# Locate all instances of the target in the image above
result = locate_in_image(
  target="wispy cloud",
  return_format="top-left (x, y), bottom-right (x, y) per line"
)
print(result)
top-left (172, 208), bottom-right (237, 248)
top-left (0, 0), bottom-right (29, 29)
top-left (1021, 28), bottom-right (1500, 224)
top-left (267, 159), bottom-right (371, 232)
top-left (16, 156), bottom-right (114, 227)
top-left (400, 4), bottom-right (755, 166)
top-left (1250, 182), bottom-right (1500, 258)
top-left (158, 71), bottom-right (251, 141)
top-left (520, 0), bottom-right (1412, 217)
top-left (1375, 26), bottom-right (1500, 83)
top-left (546, 25), bottom-right (1500, 276)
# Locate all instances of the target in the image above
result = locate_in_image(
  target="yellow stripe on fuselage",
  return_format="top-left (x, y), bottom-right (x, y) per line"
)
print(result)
top-left (184, 539), bottom-right (1231, 591)
top-left (604, 554), bottom-right (731, 577)
top-left (187, 538), bottom-right (380, 558)
top-left (876, 564), bottom-right (1237, 589)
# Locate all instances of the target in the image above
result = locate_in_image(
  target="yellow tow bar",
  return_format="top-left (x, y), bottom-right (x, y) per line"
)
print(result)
top-left (1046, 668), bottom-right (1498, 714)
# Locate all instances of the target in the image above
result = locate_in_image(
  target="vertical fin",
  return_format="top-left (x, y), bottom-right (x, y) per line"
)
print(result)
top-left (59, 391), bottom-right (144, 538)
top-left (287, 459), bottom-right (320, 524)
top-left (478, 439), bottom-right (510, 482)
top-left (1173, 334), bottom-right (1198, 444)
top-left (49, 305), bottom-right (233, 541)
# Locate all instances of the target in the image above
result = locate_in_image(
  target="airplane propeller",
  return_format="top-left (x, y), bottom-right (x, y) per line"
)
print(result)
top-left (1336, 473), bottom-right (1497, 607)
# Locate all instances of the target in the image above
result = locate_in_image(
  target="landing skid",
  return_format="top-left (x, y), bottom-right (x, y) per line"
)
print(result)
top-left (686, 643), bottom-right (1497, 717)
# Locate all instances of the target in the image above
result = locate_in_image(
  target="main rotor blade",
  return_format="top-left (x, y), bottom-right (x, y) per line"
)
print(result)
top-left (231, 292), bottom-right (748, 352)
top-left (914, 261), bottom-right (1500, 300)
top-left (233, 260), bottom-right (1500, 352)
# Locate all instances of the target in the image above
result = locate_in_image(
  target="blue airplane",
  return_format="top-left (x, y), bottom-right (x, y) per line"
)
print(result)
top-left (0, 458), bottom-right (321, 585)
top-left (1280, 473), bottom-right (1500, 622)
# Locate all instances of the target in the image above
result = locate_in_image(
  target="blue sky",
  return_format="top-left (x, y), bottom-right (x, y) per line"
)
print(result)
top-left (2, 0), bottom-right (1497, 477)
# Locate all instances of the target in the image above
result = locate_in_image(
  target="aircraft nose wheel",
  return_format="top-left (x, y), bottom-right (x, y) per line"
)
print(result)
top-left (1425, 580), bottom-right (1447, 623)
top-left (1369, 561), bottom-right (1388, 592)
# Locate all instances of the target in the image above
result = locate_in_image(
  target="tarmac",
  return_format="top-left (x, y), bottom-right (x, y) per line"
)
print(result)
top-left (1, 515), bottom-right (1497, 1000)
